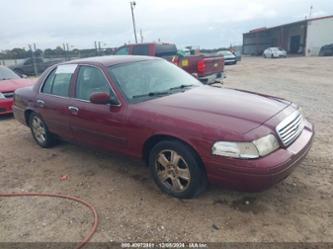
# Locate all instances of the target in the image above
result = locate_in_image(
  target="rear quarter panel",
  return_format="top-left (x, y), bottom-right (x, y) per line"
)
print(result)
top-left (13, 86), bottom-right (37, 126)
top-left (13, 67), bottom-right (51, 126)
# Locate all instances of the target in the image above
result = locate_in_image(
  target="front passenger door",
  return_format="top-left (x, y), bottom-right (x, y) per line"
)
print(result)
top-left (68, 65), bottom-right (128, 153)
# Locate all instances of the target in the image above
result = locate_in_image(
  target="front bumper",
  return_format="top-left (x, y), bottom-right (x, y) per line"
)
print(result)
top-left (204, 120), bottom-right (314, 191)
top-left (0, 98), bottom-right (14, 115)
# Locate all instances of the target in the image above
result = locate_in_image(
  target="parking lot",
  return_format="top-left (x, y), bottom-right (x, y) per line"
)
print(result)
top-left (0, 56), bottom-right (332, 243)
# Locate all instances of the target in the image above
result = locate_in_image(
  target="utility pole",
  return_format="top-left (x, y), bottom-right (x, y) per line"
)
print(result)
top-left (140, 29), bottom-right (143, 43)
top-left (309, 5), bottom-right (313, 19)
top-left (29, 44), bottom-right (38, 76)
top-left (66, 43), bottom-right (70, 60)
top-left (63, 43), bottom-right (67, 60)
top-left (94, 41), bottom-right (98, 55)
top-left (98, 41), bottom-right (102, 55)
top-left (130, 1), bottom-right (138, 43)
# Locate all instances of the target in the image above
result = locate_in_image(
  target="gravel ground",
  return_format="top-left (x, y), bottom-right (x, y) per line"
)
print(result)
top-left (0, 56), bottom-right (332, 243)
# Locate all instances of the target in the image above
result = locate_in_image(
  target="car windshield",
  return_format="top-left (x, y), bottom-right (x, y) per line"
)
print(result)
top-left (108, 59), bottom-right (202, 101)
top-left (0, 67), bottom-right (20, 81)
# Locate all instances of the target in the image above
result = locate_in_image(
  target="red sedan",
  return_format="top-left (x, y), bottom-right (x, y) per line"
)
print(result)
top-left (0, 66), bottom-right (34, 115)
top-left (12, 56), bottom-right (314, 198)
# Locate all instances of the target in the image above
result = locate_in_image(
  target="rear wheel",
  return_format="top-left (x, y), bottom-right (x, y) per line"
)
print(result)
top-left (149, 140), bottom-right (207, 198)
top-left (29, 113), bottom-right (56, 148)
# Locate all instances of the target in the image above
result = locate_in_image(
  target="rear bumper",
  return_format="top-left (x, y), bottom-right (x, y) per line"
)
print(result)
top-left (204, 120), bottom-right (314, 191)
top-left (199, 72), bottom-right (224, 84)
top-left (224, 59), bottom-right (237, 65)
top-left (0, 98), bottom-right (13, 115)
top-left (12, 104), bottom-right (28, 125)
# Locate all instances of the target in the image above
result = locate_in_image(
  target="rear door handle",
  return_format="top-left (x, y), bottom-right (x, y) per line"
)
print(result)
top-left (36, 99), bottom-right (45, 108)
top-left (68, 106), bottom-right (79, 114)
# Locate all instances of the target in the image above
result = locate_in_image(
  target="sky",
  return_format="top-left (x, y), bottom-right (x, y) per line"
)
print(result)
top-left (0, 0), bottom-right (332, 50)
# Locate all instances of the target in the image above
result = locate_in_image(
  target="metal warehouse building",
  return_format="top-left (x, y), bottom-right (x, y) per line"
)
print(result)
top-left (242, 15), bottom-right (333, 56)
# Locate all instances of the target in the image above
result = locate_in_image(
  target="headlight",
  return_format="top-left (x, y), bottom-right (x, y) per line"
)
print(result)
top-left (253, 134), bottom-right (280, 156)
top-left (0, 92), bottom-right (5, 99)
top-left (212, 134), bottom-right (279, 159)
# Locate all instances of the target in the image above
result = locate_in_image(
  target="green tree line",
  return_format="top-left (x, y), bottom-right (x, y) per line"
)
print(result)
top-left (0, 46), bottom-right (116, 60)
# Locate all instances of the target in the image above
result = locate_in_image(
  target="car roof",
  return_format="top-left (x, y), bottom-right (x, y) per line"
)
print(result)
top-left (64, 55), bottom-right (158, 67)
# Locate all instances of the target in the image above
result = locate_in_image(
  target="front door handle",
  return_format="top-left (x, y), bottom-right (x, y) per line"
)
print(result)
top-left (36, 99), bottom-right (45, 108)
top-left (68, 106), bottom-right (79, 114)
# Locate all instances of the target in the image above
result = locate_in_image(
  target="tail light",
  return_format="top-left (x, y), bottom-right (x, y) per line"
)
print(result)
top-left (197, 59), bottom-right (205, 74)
top-left (170, 56), bottom-right (179, 65)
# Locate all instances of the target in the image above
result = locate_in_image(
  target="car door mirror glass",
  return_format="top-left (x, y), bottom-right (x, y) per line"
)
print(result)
top-left (90, 92), bottom-right (120, 105)
top-left (90, 92), bottom-right (111, 104)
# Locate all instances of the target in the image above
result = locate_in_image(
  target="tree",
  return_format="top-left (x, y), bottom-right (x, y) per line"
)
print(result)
top-left (10, 48), bottom-right (29, 59)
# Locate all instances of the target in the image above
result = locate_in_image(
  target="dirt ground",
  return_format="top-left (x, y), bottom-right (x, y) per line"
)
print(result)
top-left (0, 56), bottom-right (332, 243)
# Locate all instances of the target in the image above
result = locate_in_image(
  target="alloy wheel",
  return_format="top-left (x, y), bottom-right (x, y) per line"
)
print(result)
top-left (31, 116), bottom-right (47, 144)
top-left (155, 149), bottom-right (191, 193)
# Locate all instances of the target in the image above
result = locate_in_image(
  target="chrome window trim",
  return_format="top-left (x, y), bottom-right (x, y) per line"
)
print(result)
top-left (38, 63), bottom-right (121, 107)
top-left (71, 63), bottom-right (122, 107)
top-left (38, 64), bottom-right (78, 98)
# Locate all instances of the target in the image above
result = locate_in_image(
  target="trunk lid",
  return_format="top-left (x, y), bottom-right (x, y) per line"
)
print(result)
top-left (200, 56), bottom-right (224, 76)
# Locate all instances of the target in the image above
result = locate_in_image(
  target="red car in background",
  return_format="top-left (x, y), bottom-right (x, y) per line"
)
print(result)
top-left (0, 66), bottom-right (34, 115)
top-left (114, 42), bottom-right (225, 84)
top-left (13, 56), bottom-right (314, 198)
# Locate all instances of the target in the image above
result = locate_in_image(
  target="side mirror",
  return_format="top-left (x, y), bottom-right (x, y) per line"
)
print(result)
top-left (89, 92), bottom-right (120, 105)
top-left (21, 74), bottom-right (28, 79)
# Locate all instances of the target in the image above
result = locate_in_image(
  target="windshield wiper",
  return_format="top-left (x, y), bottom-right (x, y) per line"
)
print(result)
top-left (169, 84), bottom-right (194, 90)
top-left (132, 85), bottom-right (194, 99)
top-left (132, 90), bottom-right (171, 99)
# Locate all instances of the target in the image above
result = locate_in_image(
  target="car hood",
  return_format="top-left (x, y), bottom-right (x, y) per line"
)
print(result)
top-left (0, 78), bottom-right (35, 92)
top-left (134, 86), bottom-right (291, 136)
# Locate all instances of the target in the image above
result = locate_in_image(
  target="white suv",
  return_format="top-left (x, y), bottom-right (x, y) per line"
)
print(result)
top-left (263, 47), bottom-right (287, 58)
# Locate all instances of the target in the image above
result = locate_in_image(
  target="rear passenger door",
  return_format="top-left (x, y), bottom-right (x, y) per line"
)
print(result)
top-left (36, 64), bottom-right (77, 140)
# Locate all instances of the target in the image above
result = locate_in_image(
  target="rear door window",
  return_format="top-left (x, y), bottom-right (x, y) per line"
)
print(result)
top-left (41, 69), bottom-right (56, 94)
top-left (155, 44), bottom-right (177, 57)
top-left (41, 64), bottom-right (77, 97)
top-left (132, 45), bottom-right (149, 55)
top-left (115, 46), bottom-right (129, 55)
top-left (24, 59), bottom-right (32, 65)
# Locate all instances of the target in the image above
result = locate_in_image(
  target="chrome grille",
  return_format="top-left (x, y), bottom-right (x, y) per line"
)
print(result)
top-left (3, 92), bottom-right (14, 98)
top-left (276, 110), bottom-right (304, 147)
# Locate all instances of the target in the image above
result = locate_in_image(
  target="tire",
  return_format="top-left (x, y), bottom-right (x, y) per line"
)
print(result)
top-left (29, 112), bottom-right (56, 148)
top-left (148, 140), bottom-right (207, 198)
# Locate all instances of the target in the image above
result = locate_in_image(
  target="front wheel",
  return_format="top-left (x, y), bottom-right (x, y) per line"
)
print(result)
top-left (149, 140), bottom-right (207, 198)
top-left (29, 113), bottom-right (56, 148)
